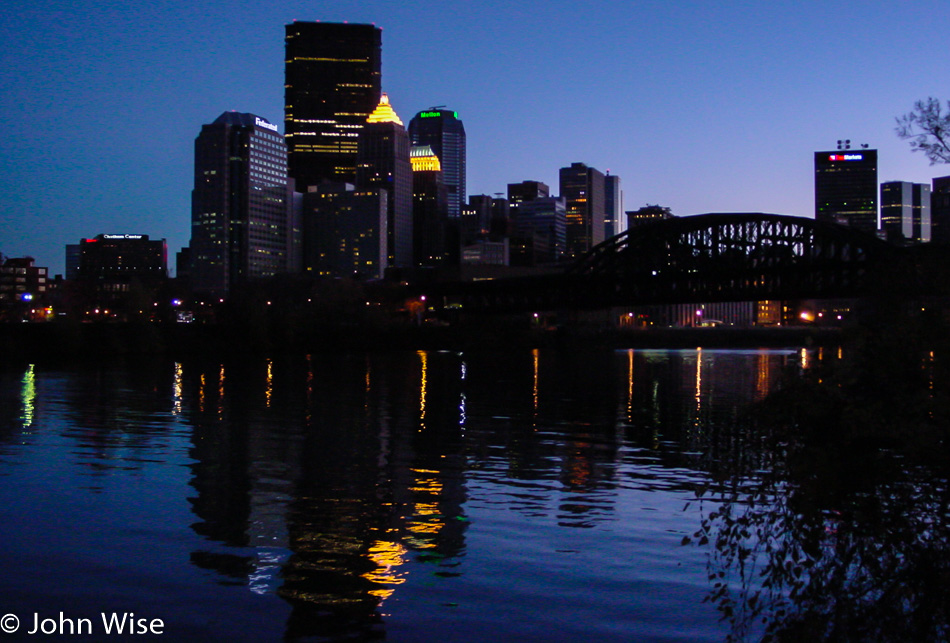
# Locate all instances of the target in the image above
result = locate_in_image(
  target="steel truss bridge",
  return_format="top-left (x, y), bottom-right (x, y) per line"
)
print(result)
top-left (425, 213), bottom-right (945, 313)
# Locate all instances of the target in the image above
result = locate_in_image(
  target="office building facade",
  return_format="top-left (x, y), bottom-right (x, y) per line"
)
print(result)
top-left (408, 109), bottom-right (465, 218)
top-left (190, 112), bottom-right (300, 298)
top-left (301, 185), bottom-right (388, 279)
top-left (814, 149), bottom-right (878, 234)
top-left (356, 94), bottom-right (413, 268)
top-left (559, 162), bottom-right (606, 258)
top-left (604, 173), bottom-right (623, 239)
top-left (932, 176), bottom-right (950, 244)
top-left (881, 181), bottom-right (931, 243)
top-left (411, 145), bottom-right (449, 267)
top-left (626, 205), bottom-right (673, 229)
top-left (510, 196), bottom-right (567, 265)
top-left (507, 180), bottom-right (550, 215)
top-left (284, 21), bottom-right (382, 190)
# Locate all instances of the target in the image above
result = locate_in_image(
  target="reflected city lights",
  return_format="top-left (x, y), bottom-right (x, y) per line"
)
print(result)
top-left (626, 349), bottom-right (634, 422)
top-left (362, 540), bottom-right (408, 601)
top-left (695, 348), bottom-right (703, 407)
top-left (265, 359), bottom-right (273, 407)
top-left (418, 351), bottom-right (428, 431)
top-left (532, 349), bottom-right (540, 418)
top-left (218, 365), bottom-right (226, 418)
top-left (755, 351), bottom-right (771, 400)
top-left (172, 362), bottom-right (183, 415)
top-left (21, 364), bottom-right (36, 429)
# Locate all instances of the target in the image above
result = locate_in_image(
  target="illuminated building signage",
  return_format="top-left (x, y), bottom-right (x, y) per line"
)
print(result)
top-left (255, 117), bottom-right (279, 132)
top-left (828, 154), bottom-right (864, 161)
top-left (419, 111), bottom-right (459, 119)
top-left (102, 234), bottom-right (144, 240)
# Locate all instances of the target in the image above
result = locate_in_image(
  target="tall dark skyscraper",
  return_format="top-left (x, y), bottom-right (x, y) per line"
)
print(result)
top-left (814, 147), bottom-right (878, 234)
top-left (408, 109), bottom-right (466, 218)
top-left (190, 112), bottom-right (299, 298)
top-left (559, 162), bottom-right (606, 258)
top-left (410, 145), bottom-right (449, 267)
top-left (604, 173), bottom-right (623, 239)
top-left (284, 21), bottom-right (382, 191)
top-left (881, 181), bottom-right (931, 243)
top-left (932, 176), bottom-right (950, 244)
top-left (357, 94), bottom-right (413, 268)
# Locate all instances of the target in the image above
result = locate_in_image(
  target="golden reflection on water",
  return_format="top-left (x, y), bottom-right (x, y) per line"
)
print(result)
top-left (626, 349), bottom-right (634, 423)
top-left (418, 351), bottom-right (428, 431)
top-left (532, 348), bottom-right (540, 420)
top-left (265, 359), bottom-right (273, 408)
top-left (755, 351), bottom-right (771, 400)
top-left (406, 470), bottom-right (445, 549)
top-left (362, 540), bottom-right (408, 600)
top-left (218, 365), bottom-right (226, 418)
top-left (172, 362), bottom-right (183, 415)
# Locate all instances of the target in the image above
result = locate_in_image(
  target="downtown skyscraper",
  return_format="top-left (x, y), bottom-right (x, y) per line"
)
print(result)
top-left (190, 112), bottom-right (300, 298)
top-left (357, 94), bottom-right (413, 268)
top-left (284, 21), bottom-right (382, 191)
top-left (814, 147), bottom-right (878, 234)
top-left (408, 109), bottom-right (466, 219)
top-left (560, 162), bottom-right (606, 258)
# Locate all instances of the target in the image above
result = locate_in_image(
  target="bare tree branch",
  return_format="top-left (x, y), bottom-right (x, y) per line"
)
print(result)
top-left (895, 97), bottom-right (950, 165)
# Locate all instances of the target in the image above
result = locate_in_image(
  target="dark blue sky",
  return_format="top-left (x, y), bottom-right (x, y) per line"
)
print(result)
top-left (2, 0), bottom-right (948, 275)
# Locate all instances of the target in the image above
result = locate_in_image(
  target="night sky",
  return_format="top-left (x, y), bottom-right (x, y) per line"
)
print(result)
top-left (2, 0), bottom-right (948, 275)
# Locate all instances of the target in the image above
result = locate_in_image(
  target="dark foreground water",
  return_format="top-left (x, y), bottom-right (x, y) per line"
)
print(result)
top-left (0, 347), bottom-right (932, 641)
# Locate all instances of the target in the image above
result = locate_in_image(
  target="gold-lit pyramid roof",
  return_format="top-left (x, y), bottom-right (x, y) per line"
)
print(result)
top-left (366, 93), bottom-right (403, 125)
top-left (410, 145), bottom-right (441, 171)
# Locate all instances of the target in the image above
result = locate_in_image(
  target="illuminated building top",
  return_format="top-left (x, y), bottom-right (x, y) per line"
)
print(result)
top-left (410, 145), bottom-right (441, 172)
top-left (366, 93), bottom-right (403, 126)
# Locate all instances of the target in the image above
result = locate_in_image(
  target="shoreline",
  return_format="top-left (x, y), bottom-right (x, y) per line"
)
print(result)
top-left (0, 321), bottom-right (841, 361)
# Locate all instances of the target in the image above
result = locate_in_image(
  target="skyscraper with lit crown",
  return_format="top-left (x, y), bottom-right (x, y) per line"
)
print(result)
top-left (408, 109), bottom-right (466, 218)
top-left (357, 93), bottom-right (413, 268)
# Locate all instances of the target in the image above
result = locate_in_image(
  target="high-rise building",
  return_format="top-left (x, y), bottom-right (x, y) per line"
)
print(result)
top-left (190, 112), bottom-right (300, 298)
top-left (626, 204), bottom-right (673, 229)
top-left (932, 176), bottom-right (950, 244)
top-left (462, 194), bottom-right (494, 242)
top-left (284, 21), bottom-right (382, 191)
top-left (408, 109), bottom-right (465, 218)
top-left (559, 162), bottom-right (606, 258)
top-left (507, 180), bottom-right (550, 214)
top-left (410, 145), bottom-right (449, 267)
top-left (301, 184), bottom-right (388, 278)
top-left (881, 181), bottom-right (931, 243)
top-left (604, 173), bottom-right (623, 238)
top-left (510, 196), bottom-right (567, 265)
top-left (356, 94), bottom-right (413, 268)
top-left (814, 147), bottom-right (878, 234)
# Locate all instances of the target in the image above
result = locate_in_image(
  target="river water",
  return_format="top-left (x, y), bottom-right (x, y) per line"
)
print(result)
top-left (0, 346), bottom-right (926, 641)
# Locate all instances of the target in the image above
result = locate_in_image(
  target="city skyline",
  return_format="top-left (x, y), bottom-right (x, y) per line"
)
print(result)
top-left (1, 0), bottom-right (948, 275)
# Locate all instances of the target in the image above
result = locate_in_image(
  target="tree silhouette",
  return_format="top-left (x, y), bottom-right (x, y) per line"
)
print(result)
top-left (896, 97), bottom-right (950, 165)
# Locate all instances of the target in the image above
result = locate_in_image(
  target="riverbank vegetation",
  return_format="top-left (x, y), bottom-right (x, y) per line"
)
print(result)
top-left (685, 304), bottom-right (950, 641)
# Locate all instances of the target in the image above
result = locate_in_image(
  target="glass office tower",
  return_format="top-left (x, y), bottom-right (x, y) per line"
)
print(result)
top-left (284, 21), bottom-right (382, 191)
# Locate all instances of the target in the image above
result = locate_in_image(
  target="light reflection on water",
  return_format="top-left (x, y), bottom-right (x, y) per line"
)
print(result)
top-left (0, 349), bottom-right (804, 641)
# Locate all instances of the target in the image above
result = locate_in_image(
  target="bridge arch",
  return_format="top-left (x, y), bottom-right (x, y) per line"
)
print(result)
top-left (567, 213), bottom-right (891, 306)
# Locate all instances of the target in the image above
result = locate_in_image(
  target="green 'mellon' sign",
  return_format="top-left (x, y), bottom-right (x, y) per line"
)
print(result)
top-left (419, 111), bottom-right (458, 119)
